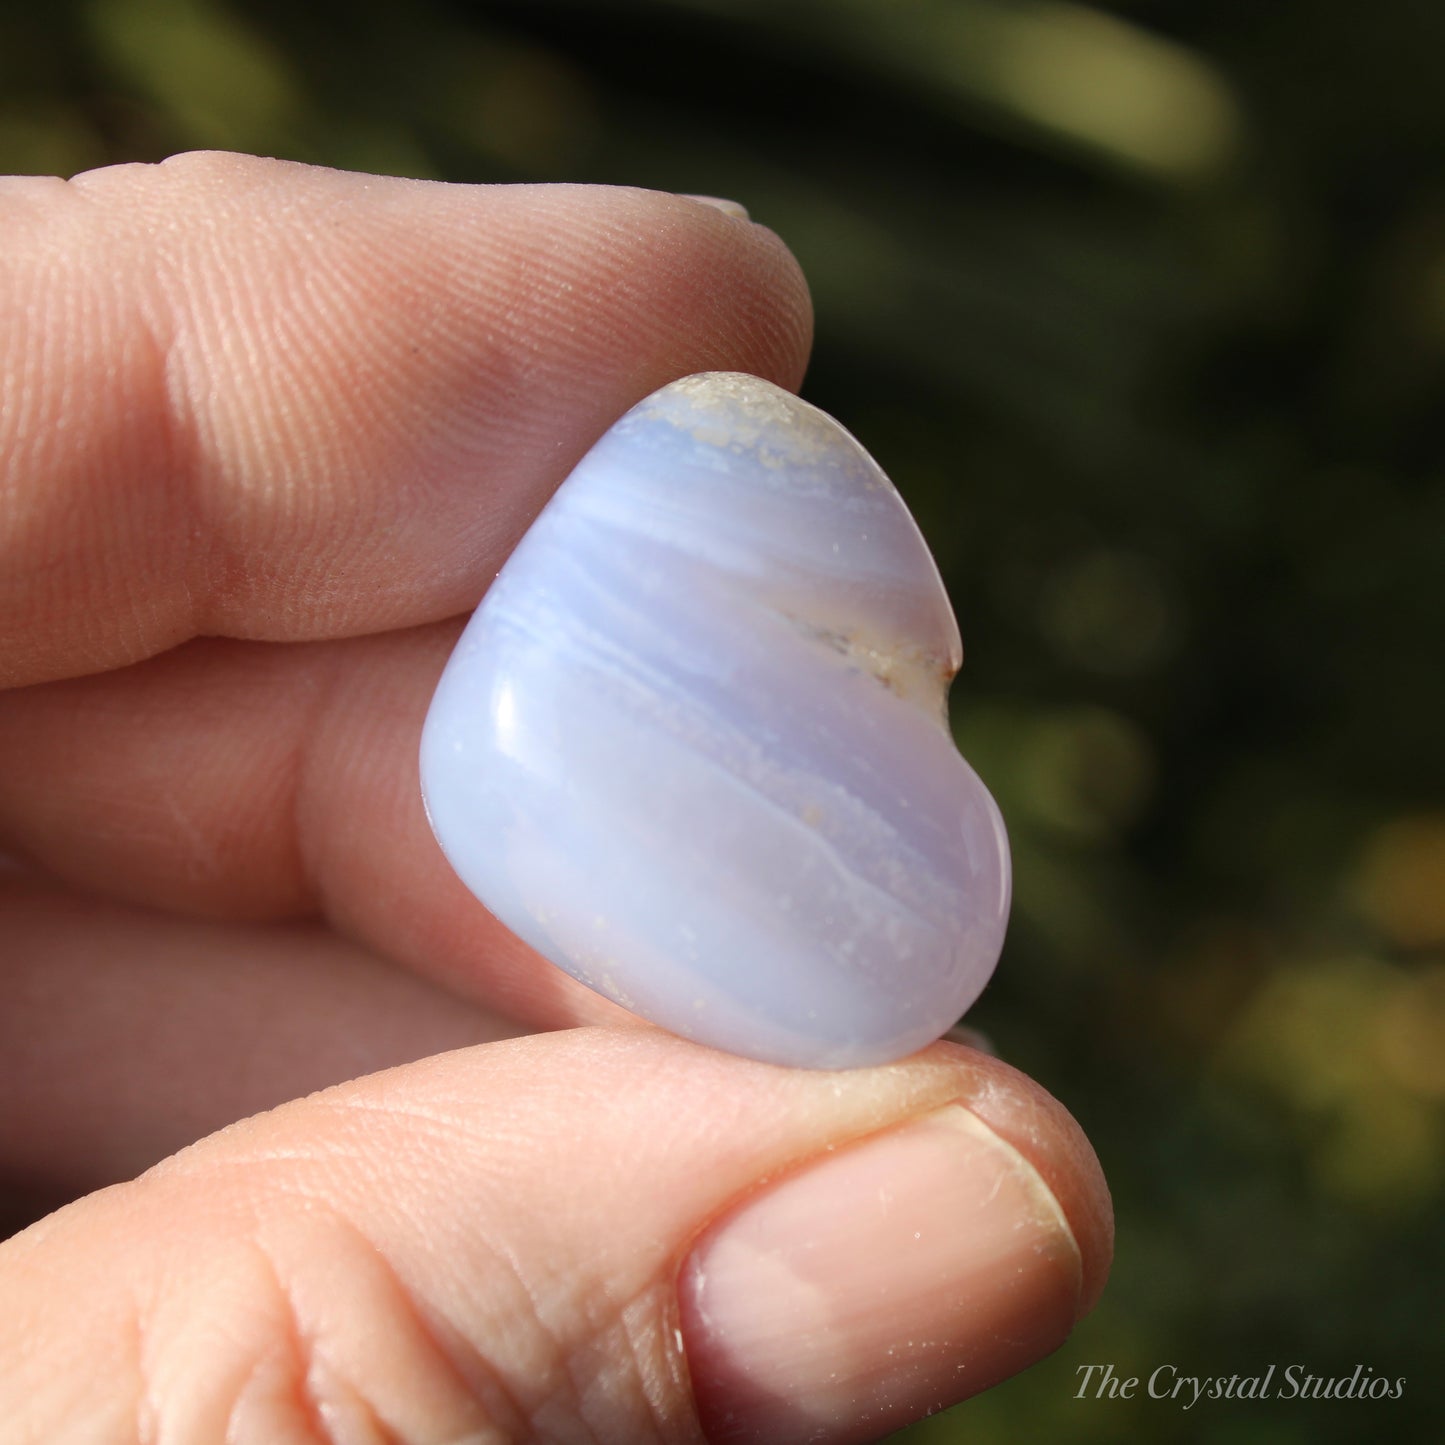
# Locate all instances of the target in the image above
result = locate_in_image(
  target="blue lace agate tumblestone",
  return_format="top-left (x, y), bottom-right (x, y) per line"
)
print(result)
top-left (420, 373), bottom-right (1010, 1068)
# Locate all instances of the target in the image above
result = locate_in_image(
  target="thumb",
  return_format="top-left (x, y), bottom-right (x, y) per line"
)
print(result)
top-left (1, 1028), bottom-right (1111, 1445)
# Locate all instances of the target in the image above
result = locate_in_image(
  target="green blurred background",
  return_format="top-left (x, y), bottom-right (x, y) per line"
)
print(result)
top-left (4, 0), bottom-right (1443, 1439)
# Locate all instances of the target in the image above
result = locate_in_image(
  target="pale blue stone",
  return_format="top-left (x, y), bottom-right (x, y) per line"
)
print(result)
top-left (420, 373), bottom-right (1010, 1069)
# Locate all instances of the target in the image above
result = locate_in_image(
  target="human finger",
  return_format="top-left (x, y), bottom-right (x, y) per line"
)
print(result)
top-left (0, 152), bottom-right (811, 687)
top-left (0, 1028), bottom-right (1111, 1445)
top-left (0, 876), bottom-right (529, 1191)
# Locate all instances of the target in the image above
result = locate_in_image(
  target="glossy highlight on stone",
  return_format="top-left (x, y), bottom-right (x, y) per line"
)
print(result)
top-left (420, 373), bottom-right (1010, 1069)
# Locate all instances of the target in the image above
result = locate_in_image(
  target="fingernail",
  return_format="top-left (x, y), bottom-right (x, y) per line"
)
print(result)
top-left (681, 193), bottom-right (751, 220)
top-left (679, 1104), bottom-right (1082, 1445)
top-left (943, 1023), bottom-right (997, 1055)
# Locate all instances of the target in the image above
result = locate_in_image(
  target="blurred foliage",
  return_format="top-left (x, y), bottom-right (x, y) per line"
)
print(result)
top-left (4, 0), bottom-right (1444, 1439)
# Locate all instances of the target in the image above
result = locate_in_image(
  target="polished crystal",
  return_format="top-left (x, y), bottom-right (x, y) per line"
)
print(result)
top-left (420, 373), bottom-right (1010, 1068)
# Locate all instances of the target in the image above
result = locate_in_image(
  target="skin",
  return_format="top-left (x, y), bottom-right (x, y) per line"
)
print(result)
top-left (0, 152), bottom-right (1112, 1444)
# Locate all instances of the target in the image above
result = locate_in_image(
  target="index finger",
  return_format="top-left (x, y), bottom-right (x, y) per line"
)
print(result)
top-left (0, 152), bottom-right (812, 687)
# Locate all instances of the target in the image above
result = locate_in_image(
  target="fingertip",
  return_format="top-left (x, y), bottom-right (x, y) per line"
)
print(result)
top-left (926, 1039), bottom-right (1115, 1317)
top-left (675, 1040), bottom-right (1110, 1443)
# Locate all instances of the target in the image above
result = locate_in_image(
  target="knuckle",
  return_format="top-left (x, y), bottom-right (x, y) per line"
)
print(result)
top-left (140, 1201), bottom-right (514, 1445)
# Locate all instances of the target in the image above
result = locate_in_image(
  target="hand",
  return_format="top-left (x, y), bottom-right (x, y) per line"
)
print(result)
top-left (0, 152), bottom-right (1111, 1445)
